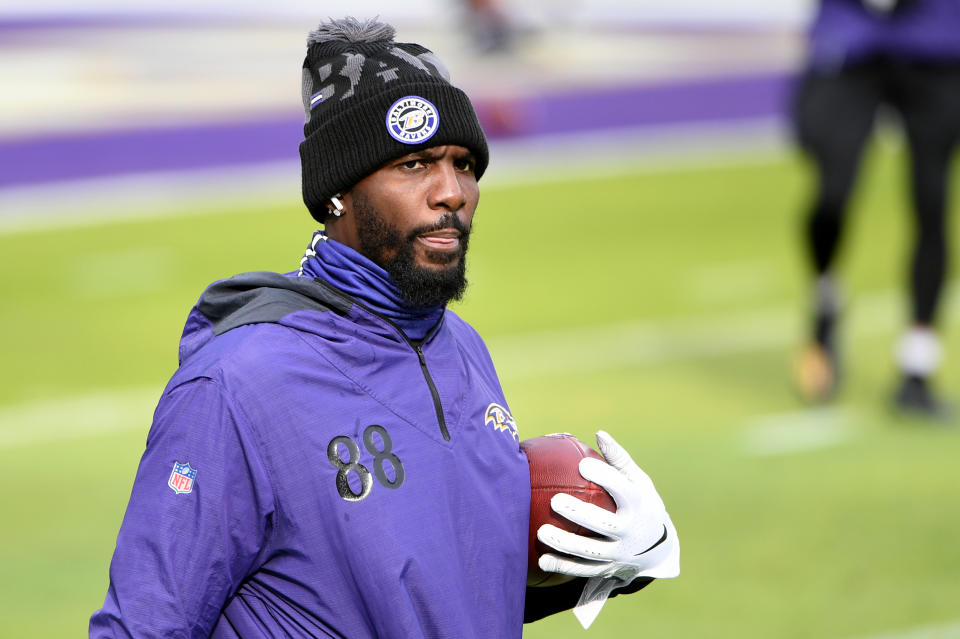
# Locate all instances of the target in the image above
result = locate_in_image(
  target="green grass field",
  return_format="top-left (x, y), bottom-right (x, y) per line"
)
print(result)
top-left (1, 140), bottom-right (959, 637)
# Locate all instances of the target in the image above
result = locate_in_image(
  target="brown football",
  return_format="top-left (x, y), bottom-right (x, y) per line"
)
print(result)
top-left (519, 433), bottom-right (617, 587)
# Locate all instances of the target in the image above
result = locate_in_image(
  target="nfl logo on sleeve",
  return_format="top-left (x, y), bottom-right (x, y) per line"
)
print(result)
top-left (168, 461), bottom-right (197, 494)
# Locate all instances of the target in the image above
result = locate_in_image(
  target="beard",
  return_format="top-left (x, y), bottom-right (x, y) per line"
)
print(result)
top-left (352, 194), bottom-right (470, 308)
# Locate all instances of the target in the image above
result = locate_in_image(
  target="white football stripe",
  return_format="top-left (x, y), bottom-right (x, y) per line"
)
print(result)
top-left (488, 284), bottom-right (958, 382)
top-left (855, 619), bottom-right (960, 639)
top-left (741, 407), bottom-right (858, 456)
top-left (3, 282), bottom-right (960, 449)
top-left (0, 386), bottom-right (158, 449)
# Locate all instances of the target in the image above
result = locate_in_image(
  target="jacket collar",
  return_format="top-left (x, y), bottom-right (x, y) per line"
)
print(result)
top-left (297, 232), bottom-right (445, 342)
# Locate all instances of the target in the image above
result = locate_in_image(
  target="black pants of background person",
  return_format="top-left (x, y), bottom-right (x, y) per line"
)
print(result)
top-left (791, 57), bottom-right (960, 411)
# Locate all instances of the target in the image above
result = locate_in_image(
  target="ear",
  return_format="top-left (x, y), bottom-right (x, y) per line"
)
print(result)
top-left (323, 191), bottom-right (362, 253)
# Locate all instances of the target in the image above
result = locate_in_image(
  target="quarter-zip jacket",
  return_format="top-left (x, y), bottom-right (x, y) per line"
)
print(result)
top-left (90, 237), bottom-right (530, 638)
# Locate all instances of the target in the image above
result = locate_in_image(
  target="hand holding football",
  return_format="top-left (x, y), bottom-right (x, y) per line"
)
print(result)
top-left (519, 433), bottom-right (617, 587)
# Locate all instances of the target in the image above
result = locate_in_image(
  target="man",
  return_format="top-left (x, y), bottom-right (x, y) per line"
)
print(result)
top-left (89, 17), bottom-right (679, 638)
top-left (792, 0), bottom-right (960, 417)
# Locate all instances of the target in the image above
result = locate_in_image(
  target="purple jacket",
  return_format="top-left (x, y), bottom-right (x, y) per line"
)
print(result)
top-left (90, 237), bottom-right (531, 637)
top-left (807, 0), bottom-right (960, 70)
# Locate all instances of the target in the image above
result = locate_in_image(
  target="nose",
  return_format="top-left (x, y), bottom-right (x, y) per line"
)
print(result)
top-left (428, 161), bottom-right (467, 212)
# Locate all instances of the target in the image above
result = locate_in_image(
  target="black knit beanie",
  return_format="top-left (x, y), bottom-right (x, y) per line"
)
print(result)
top-left (299, 17), bottom-right (490, 223)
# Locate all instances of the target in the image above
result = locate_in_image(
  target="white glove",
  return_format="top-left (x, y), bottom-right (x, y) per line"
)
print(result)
top-left (537, 430), bottom-right (680, 582)
top-left (537, 430), bottom-right (680, 628)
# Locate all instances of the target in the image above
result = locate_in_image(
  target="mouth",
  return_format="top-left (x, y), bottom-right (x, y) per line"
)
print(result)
top-left (416, 229), bottom-right (461, 252)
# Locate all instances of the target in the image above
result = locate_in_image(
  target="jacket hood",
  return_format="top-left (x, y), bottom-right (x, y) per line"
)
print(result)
top-left (179, 271), bottom-right (352, 365)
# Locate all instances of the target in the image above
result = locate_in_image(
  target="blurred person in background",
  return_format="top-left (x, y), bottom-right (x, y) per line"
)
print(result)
top-left (792, 0), bottom-right (960, 417)
top-left (461, 0), bottom-right (515, 53)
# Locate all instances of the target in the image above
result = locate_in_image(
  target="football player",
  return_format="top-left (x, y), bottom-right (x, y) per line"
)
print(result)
top-left (793, 0), bottom-right (960, 417)
top-left (89, 17), bottom-right (679, 638)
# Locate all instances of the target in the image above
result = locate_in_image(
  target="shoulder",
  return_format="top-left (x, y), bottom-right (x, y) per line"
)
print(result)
top-left (180, 321), bottom-right (304, 377)
top-left (442, 308), bottom-right (485, 343)
top-left (170, 322), bottom-right (329, 422)
top-left (440, 309), bottom-right (500, 372)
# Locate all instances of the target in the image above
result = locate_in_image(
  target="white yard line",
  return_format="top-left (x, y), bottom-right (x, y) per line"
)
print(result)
top-left (4, 283), bottom-right (957, 450)
top-left (0, 387), bottom-right (158, 449)
top-left (853, 619), bottom-right (960, 639)
top-left (489, 285), bottom-right (932, 382)
top-left (488, 303), bottom-right (799, 381)
top-left (742, 406), bottom-right (859, 456)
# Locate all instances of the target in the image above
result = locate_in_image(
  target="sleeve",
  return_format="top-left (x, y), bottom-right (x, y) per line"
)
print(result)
top-left (89, 377), bottom-right (276, 639)
top-left (523, 577), bottom-right (653, 624)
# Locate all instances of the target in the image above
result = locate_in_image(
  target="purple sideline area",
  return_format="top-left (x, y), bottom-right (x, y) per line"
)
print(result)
top-left (0, 72), bottom-right (792, 189)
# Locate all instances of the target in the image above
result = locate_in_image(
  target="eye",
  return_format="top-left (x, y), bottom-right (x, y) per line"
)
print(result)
top-left (454, 156), bottom-right (476, 173)
top-left (400, 158), bottom-right (425, 170)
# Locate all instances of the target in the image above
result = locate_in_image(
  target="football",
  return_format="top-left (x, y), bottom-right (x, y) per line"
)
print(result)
top-left (519, 433), bottom-right (617, 587)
